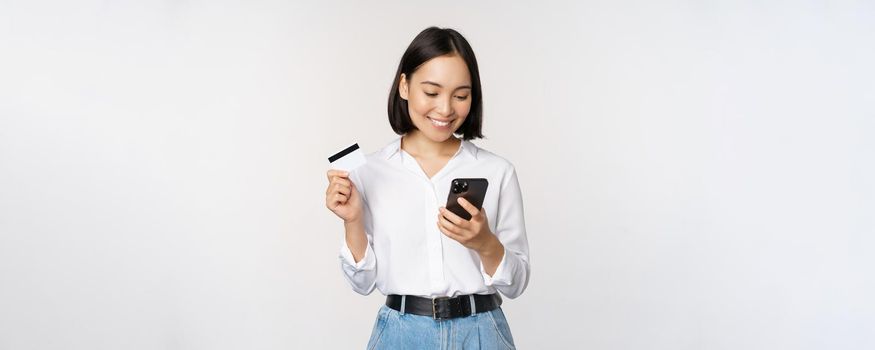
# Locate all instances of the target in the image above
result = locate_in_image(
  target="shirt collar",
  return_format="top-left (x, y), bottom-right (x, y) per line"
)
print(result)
top-left (381, 136), bottom-right (479, 161)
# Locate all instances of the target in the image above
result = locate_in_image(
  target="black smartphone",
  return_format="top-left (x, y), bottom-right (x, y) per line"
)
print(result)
top-left (445, 178), bottom-right (489, 221)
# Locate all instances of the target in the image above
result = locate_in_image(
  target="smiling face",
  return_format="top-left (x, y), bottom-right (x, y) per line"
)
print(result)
top-left (398, 54), bottom-right (473, 143)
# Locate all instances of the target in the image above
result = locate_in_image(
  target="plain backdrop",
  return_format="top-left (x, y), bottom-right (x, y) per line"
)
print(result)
top-left (1, 1), bottom-right (874, 349)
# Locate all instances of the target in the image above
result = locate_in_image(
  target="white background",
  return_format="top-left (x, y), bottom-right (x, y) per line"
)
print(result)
top-left (1, 1), bottom-right (873, 349)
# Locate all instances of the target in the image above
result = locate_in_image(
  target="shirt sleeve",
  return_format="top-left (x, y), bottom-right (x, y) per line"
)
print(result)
top-left (337, 169), bottom-right (377, 295)
top-left (479, 166), bottom-right (531, 299)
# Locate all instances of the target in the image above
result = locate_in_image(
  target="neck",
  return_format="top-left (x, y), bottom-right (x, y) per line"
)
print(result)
top-left (402, 131), bottom-right (461, 158)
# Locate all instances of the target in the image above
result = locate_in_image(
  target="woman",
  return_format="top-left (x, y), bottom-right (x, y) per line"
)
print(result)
top-left (325, 27), bottom-right (530, 349)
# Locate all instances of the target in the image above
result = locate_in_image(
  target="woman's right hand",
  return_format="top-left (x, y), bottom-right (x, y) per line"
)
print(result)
top-left (325, 169), bottom-right (362, 224)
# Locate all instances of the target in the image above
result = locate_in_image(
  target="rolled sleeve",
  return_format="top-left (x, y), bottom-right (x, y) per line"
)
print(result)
top-left (337, 169), bottom-right (378, 295)
top-left (480, 248), bottom-right (510, 286)
top-left (338, 238), bottom-right (377, 295)
top-left (339, 240), bottom-right (376, 272)
top-left (485, 167), bottom-right (531, 299)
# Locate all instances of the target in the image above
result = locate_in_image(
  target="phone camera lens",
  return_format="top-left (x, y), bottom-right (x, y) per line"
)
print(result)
top-left (461, 182), bottom-right (469, 191)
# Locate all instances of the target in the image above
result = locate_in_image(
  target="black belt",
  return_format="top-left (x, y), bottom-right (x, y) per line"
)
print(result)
top-left (386, 294), bottom-right (502, 320)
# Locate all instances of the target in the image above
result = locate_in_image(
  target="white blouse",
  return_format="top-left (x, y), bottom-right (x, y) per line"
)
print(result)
top-left (338, 137), bottom-right (531, 299)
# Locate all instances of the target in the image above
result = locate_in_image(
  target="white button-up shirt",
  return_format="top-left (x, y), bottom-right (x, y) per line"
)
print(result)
top-left (339, 137), bottom-right (531, 299)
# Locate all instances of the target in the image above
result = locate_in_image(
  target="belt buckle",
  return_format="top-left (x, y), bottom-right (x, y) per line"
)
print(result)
top-left (432, 297), bottom-right (449, 320)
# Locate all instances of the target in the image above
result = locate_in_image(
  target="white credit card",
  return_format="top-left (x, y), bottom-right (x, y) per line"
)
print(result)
top-left (328, 143), bottom-right (367, 171)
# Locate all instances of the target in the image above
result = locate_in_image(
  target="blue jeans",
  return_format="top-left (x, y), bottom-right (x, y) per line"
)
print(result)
top-left (366, 304), bottom-right (516, 349)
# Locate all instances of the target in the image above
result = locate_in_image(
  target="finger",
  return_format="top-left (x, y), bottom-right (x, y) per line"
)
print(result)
top-left (456, 197), bottom-right (480, 218)
top-left (333, 192), bottom-right (348, 204)
top-left (326, 170), bottom-right (349, 182)
top-left (326, 181), bottom-right (350, 197)
top-left (331, 177), bottom-right (351, 187)
top-left (327, 194), bottom-right (343, 210)
top-left (439, 207), bottom-right (468, 227)
top-left (333, 183), bottom-right (350, 197)
top-left (333, 181), bottom-right (351, 193)
top-left (328, 175), bottom-right (348, 185)
top-left (437, 220), bottom-right (465, 242)
top-left (475, 206), bottom-right (487, 221)
top-left (327, 169), bottom-right (349, 178)
top-left (348, 181), bottom-right (358, 198)
top-left (326, 178), bottom-right (352, 195)
top-left (437, 213), bottom-right (464, 235)
top-left (327, 180), bottom-right (347, 194)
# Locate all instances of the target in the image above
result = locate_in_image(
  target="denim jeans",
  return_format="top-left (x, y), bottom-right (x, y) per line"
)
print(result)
top-left (366, 304), bottom-right (516, 349)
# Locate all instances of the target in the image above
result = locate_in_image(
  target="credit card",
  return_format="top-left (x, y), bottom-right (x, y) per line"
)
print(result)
top-left (328, 143), bottom-right (367, 171)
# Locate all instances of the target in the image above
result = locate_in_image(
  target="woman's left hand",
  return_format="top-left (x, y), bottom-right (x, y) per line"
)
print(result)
top-left (437, 198), bottom-right (501, 255)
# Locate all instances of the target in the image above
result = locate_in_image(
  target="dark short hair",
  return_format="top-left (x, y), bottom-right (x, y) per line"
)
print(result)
top-left (387, 27), bottom-right (484, 140)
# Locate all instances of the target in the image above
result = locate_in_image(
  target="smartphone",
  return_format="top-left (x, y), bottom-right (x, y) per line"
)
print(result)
top-left (445, 178), bottom-right (489, 221)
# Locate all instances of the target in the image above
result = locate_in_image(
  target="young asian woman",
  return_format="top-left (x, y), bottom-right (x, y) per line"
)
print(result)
top-left (325, 27), bottom-right (530, 350)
